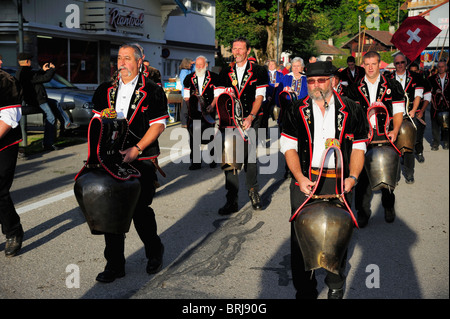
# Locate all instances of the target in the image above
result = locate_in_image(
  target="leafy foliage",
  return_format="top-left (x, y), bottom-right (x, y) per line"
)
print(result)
top-left (216, 0), bottom-right (408, 62)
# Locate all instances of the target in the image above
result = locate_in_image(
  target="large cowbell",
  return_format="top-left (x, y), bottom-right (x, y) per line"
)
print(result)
top-left (294, 202), bottom-right (354, 274)
top-left (395, 117), bottom-right (417, 154)
top-left (365, 103), bottom-right (400, 191)
top-left (291, 144), bottom-right (357, 274)
top-left (217, 90), bottom-right (247, 171)
top-left (188, 94), bottom-right (215, 125)
top-left (278, 89), bottom-right (298, 121)
top-left (74, 116), bottom-right (141, 235)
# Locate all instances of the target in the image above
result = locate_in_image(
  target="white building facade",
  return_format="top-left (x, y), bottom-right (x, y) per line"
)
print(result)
top-left (0, 0), bottom-right (216, 89)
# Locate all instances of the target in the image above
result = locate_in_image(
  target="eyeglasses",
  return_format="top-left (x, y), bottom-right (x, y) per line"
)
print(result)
top-left (306, 77), bottom-right (331, 84)
top-left (395, 61), bottom-right (406, 65)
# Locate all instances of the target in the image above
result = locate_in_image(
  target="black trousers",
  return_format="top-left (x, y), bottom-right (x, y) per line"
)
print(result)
top-left (104, 160), bottom-right (161, 272)
top-left (0, 144), bottom-right (23, 238)
top-left (401, 151), bottom-right (415, 179)
top-left (188, 120), bottom-right (215, 163)
top-left (413, 114), bottom-right (426, 155)
top-left (289, 175), bottom-right (350, 299)
top-left (355, 165), bottom-right (395, 218)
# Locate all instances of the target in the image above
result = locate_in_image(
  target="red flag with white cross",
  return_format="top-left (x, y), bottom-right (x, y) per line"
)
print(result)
top-left (391, 16), bottom-right (442, 62)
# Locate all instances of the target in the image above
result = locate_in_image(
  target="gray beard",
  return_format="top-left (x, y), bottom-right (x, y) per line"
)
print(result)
top-left (196, 68), bottom-right (206, 77)
top-left (309, 88), bottom-right (332, 102)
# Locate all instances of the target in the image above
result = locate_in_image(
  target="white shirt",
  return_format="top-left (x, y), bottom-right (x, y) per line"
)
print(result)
top-left (311, 96), bottom-right (337, 168)
top-left (115, 75), bottom-right (139, 119)
top-left (440, 73), bottom-right (447, 89)
top-left (235, 64), bottom-right (246, 89)
top-left (0, 107), bottom-right (21, 129)
top-left (197, 74), bottom-right (205, 95)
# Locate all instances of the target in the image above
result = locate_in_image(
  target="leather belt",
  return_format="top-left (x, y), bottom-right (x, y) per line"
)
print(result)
top-left (311, 168), bottom-right (336, 178)
top-left (151, 158), bottom-right (166, 178)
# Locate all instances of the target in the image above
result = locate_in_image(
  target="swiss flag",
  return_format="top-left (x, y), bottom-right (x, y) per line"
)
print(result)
top-left (391, 16), bottom-right (441, 62)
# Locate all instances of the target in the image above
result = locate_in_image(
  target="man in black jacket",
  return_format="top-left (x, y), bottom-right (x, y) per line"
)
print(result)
top-left (91, 43), bottom-right (168, 282)
top-left (0, 68), bottom-right (24, 257)
top-left (214, 37), bottom-right (268, 214)
top-left (346, 51), bottom-right (405, 227)
top-left (281, 61), bottom-right (367, 299)
top-left (16, 53), bottom-right (58, 151)
top-left (183, 55), bottom-right (218, 170)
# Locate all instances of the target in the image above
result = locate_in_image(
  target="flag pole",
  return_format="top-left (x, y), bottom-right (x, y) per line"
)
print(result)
top-left (438, 27), bottom-right (449, 62)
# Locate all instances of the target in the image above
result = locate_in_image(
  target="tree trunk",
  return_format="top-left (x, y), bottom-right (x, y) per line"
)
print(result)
top-left (266, 4), bottom-right (284, 62)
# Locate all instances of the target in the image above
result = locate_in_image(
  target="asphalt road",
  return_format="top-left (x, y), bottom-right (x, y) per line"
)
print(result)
top-left (1, 115), bottom-right (448, 306)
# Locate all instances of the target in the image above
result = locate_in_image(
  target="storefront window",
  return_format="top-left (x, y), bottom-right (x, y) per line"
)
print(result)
top-left (70, 39), bottom-right (98, 84)
top-left (37, 37), bottom-right (98, 84)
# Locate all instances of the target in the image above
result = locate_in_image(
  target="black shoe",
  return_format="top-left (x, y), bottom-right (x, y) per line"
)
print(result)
top-left (146, 244), bottom-right (164, 274)
top-left (405, 176), bottom-right (415, 184)
top-left (431, 145), bottom-right (439, 151)
top-left (357, 211), bottom-right (370, 228)
top-left (443, 143), bottom-right (449, 150)
top-left (384, 207), bottom-right (396, 223)
top-left (248, 189), bottom-right (262, 210)
top-left (188, 163), bottom-right (201, 170)
top-left (328, 288), bottom-right (344, 299)
top-left (416, 153), bottom-right (425, 163)
top-left (43, 144), bottom-right (60, 151)
top-left (95, 269), bottom-right (125, 283)
top-left (5, 234), bottom-right (23, 257)
top-left (218, 201), bottom-right (238, 215)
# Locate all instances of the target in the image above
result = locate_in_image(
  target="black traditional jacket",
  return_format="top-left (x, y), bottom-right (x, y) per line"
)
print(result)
top-left (281, 92), bottom-right (368, 179)
top-left (429, 72), bottom-right (449, 115)
top-left (183, 70), bottom-right (219, 125)
top-left (346, 75), bottom-right (405, 128)
top-left (92, 73), bottom-right (168, 160)
top-left (216, 61), bottom-right (268, 118)
top-left (389, 71), bottom-right (423, 112)
top-left (340, 66), bottom-right (365, 85)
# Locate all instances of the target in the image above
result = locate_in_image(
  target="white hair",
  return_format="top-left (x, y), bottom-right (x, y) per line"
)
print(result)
top-left (195, 55), bottom-right (208, 64)
top-left (291, 57), bottom-right (304, 67)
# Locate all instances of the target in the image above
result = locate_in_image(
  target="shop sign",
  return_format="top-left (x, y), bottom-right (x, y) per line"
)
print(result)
top-left (109, 7), bottom-right (144, 29)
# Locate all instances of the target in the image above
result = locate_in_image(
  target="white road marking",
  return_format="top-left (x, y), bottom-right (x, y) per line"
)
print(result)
top-left (15, 147), bottom-right (190, 215)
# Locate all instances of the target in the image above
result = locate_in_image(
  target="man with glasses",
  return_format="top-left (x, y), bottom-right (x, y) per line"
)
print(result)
top-left (347, 51), bottom-right (405, 227)
top-left (280, 61), bottom-right (368, 299)
top-left (390, 53), bottom-right (424, 184)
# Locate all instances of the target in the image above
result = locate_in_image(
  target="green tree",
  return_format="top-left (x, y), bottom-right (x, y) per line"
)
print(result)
top-left (216, 0), bottom-right (332, 61)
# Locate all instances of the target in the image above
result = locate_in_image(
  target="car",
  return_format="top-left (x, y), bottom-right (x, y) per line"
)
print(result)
top-left (2, 66), bottom-right (95, 128)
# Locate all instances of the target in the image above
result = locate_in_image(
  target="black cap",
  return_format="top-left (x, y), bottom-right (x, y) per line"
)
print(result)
top-left (305, 61), bottom-right (335, 77)
top-left (18, 52), bottom-right (33, 61)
